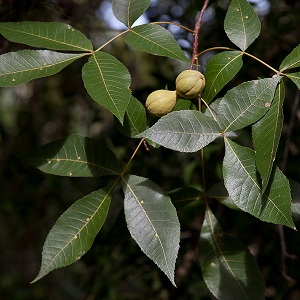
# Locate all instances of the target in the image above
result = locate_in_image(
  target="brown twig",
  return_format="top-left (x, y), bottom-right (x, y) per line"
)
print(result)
top-left (190, 0), bottom-right (210, 69)
top-left (277, 225), bottom-right (298, 284)
top-left (277, 89), bottom-right (300, 284)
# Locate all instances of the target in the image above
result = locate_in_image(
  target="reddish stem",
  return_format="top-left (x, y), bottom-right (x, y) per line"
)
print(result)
top-left (190, 0), bottom-right (210, 69)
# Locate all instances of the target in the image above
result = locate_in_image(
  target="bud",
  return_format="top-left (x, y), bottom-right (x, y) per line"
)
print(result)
top-left (176, 70), bottom-right (205, 99)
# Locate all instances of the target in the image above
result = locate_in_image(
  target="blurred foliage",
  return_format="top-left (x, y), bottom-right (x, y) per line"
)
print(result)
top-left (0, 0), bottom-right (299, 299)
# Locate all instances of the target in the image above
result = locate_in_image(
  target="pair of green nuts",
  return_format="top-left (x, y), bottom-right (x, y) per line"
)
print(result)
top-left (146, 70), bottom-right (205, 117)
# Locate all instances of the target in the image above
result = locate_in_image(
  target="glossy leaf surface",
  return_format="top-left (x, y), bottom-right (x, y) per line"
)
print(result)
top-left (223, 138), bottom-right (294, 228)
top-left (252, 81), bottom-right (284, 192)
top-left (125, 24), bottom-right (188, 62)
top-left (216, 78), bottom-right (279, 132)
top-left (0, 21), bottom-right (93, 51)
top-left (0, 50), bottom-right (86, 87)
top-left (199, 205), bottom-right (266, 300)
top-left (32, 186), bottom-right (113, 283)
top-left (122, 175), bottom-right (180, 286)
top-left (82, 51), bottom-right (132, 123)
top-left (138, 110), bottom-right (221, 153)
top-left (224, 0), bottom-right (261, 50)
top-left (24, 134), bottom-right (121, 177)
top-left (203, 51), bottom-right (243, 104)
top-left (112, 0), bottom-right (150, 27)
top-left (280, 44), bottom-right (300, 71)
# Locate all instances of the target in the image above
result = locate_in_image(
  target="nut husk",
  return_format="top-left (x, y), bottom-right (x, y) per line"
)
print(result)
top-left (146, 90), bottom-right (177, 117)
top-left (176, 70), bottom-right (205, 99)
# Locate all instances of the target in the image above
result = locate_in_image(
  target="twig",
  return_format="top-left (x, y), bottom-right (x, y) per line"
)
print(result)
top-left (277, 225), bottom-right (298, 284)
top-left (277, 89), bottom-right (300, 284)
top-left (190, 0), bottom-right (210, 69)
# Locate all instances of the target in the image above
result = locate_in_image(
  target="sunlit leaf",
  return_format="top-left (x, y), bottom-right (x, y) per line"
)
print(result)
top-left (82, 51), bottom-right (132, 123)
top-left (199, 205), bottom-right (266, 300)
top-left (216, 78), bottom-right (279, 132)
top-left (0, 21), bottom-right (93, 51)
top-left (223, 138), bottom-right (294, 228)
top-left (203, 51), bottom-right (243, 104)
top-left (138, 110), bottom-right (221, 153)
top-left (114, 96), bottom-right (147, 137)
top-left (112, 0), bottom-right (150, 28)
top-left (286, 72), bottom-right (300, 89)
top-left (122, 175), bottom-right (180, 286)
top-left (32, 185), bottom-right (114, 283)
top-left (252, 81), bottom-right (285, 192)
top-left (125, 24), bottom-right (188, 62)
top-left (23, 134), bottom-right (122, 177)
top-left (224, 0), bottom-right (261, 50)
top-left (280, 44), bottom-right (300, 71)
top-left (0, 50), bottom-right (86, 87)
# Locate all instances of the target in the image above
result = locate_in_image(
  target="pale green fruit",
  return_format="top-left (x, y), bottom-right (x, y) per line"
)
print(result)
top-left (146, 90), bottom-right (177, 117)
top-left (176, 70), bottom-right (205, 99)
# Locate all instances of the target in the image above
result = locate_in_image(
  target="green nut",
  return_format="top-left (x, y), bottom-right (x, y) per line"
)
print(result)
top-left (145, 90), bottom-right (177, 117)
top-left (175, 70), bottom-right (205, 99)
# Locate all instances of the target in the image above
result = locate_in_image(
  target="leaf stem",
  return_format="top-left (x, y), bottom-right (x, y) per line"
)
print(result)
top-left (196, 46), bottom-right (235, 57)
top-left (151, 21), bottom-right (194, 33)
top-left (242, 51), bottom-right (283, 75)
top-left (121, 138), bottom-right (145, 176)
top-left (190, 0), bottom-right (210, 69)
top-left (95, 29), bottom-right (131, 52)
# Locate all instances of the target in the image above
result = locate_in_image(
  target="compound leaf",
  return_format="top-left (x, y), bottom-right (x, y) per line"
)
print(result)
top-left (125, 24), bottom-right (188, 62)
top-left (203, 50), bottom-right (243, 104)
top-left (23, 134), bottom-right (121, 177)
top-left (224, 0), bottom-right (261, 51)
top-left (252, 81), bottom-right (285, 192)
top-left (112, 0), bottom-right (150, 28)
top-left (0, 50), bottom-right (86, 87)
top-left (82, 51), bottom-right (132, 123)
top-left (32, 185), bottom-right (114, 283)
top-left (122, 175), bottom-right (180, 286)
top-left (280, 44), bottom-right (300, 71)
top-left (216, 78), bottom-right (279, 132)
top-left (223, 138), bottom-right (294, 228)
top-left (199, 205), bottom-right (266, 300)
top-left (0, 21), bottom-right (93, 51)
top-left (138, 110), bottom-right (221, 153)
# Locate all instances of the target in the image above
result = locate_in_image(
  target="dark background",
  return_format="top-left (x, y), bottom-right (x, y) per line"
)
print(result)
top-left (0, 0), bottom-right (300, 299)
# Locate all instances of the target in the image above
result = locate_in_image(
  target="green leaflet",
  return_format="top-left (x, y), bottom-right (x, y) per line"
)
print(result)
top-left (280, 44), bottom-right (300, 71)
top-left (223, 138), bottom-right (294, 228)
top-left (32, 185), bottom-right (114, 283)
top-left (224, 0), bottom-right (261, 51)
top-left (122, 175), bottom-right (180, 286)
top-left (286, 72), bottom-right (300, 89)
top-left (82, 51), bottom-right (132, 124)
top-left (203, 50), bottom-right (243, 105)
top-left (124, 24), bottom-right (188, 62)
top-left (0, 21), bottom-right (93, 51)
top-left (0, 50), bottom-right (86, 87)
top-left (112, 0), bottom-right (150, 28)
top-left (114, 96), bottom-right (147, 138)
top-left (138, 110), bottom-right (221, 153)
top-left (252, 81), bottom-right (285, 192)
top-left (23, 134), bottom-right (122, 177)
top-left (199, 205), bottom-right (266, 300)
top-left (216, 78), bottom-right (279, 132)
